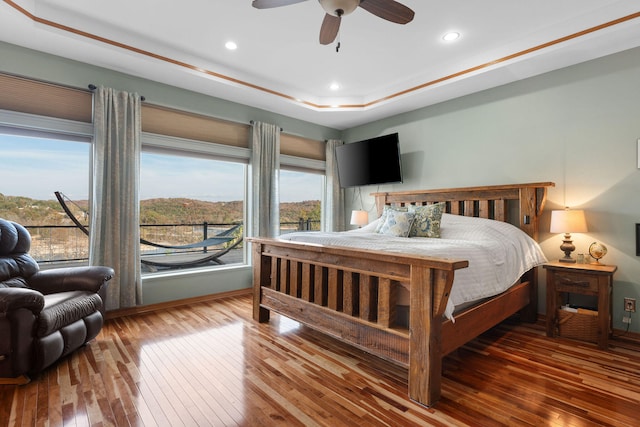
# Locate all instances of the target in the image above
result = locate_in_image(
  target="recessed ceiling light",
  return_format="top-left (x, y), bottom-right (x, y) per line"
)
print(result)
top-left (329, 82), bottom-right (340, 91)
top-left (225, 41), bottom-right (238, 50)
top-left (442, 32), bottom-right (460, 42)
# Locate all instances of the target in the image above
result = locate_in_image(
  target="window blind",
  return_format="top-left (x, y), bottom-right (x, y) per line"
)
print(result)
top-left (0, 73), bottom-right (92, 123)
top-left (142, 104), bottom-right (250, 148)
top-left (143, 104), bottom-right (326, 161)
top-left (280, 134), bottom-right (325, 161)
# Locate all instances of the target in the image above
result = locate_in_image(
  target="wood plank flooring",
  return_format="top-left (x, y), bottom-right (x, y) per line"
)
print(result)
top-left (1, 294), bottom-right (639, 426)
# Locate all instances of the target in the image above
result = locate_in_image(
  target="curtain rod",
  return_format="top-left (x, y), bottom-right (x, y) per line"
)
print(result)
top-left (88, 84), bottom-right (146, 101)
top-left (249, 120), bottom-right (283, 132)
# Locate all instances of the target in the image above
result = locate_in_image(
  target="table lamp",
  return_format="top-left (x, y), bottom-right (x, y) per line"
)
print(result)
top-left (550, 208), bottom-right (588, 263)
top-left (350, 210), bottom-right (368, 228)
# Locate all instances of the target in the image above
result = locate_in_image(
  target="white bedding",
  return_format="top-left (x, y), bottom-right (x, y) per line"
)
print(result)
top-left (278, 213), bottom-right (547, 320)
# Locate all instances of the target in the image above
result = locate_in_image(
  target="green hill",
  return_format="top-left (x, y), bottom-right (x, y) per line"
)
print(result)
top-left (0, 193), bottom-right (320, 226)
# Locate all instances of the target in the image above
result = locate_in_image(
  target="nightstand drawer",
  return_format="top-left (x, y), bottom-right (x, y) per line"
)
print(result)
top-left (554, 272), bottom-right (598, 293)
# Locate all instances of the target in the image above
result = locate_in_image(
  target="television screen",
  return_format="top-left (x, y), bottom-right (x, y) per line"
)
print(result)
top-left (335, 133), bottom-right (402, 188)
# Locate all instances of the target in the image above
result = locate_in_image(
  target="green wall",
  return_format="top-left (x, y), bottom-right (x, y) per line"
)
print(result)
top-left (342, 46), bottom-right (640, 333)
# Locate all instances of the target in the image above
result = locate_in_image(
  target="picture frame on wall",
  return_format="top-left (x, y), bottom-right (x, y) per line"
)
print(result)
top-left (636, 223), bottom-right (640, 256)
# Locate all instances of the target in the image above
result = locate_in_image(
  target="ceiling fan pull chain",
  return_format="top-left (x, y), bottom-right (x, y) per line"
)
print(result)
top-left (336, 30), bottom-right (341, 53)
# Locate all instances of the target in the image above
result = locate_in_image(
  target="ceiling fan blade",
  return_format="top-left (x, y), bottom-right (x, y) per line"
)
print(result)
top-left (252, 0), bottom-right (308, 9)
top-left (359, 0), bottom-right (414, 24)
top-left (319, 13), bottom-right (341, 45)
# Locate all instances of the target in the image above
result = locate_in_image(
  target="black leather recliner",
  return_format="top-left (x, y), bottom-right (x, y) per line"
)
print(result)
top-left (0, 218), bottom-right (114, 383)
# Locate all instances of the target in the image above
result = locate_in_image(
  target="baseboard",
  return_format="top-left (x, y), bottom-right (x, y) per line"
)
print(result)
top-left (105, 288), bottom-right (252, 320)
top-left (612, 327), bottom-right (640, 343)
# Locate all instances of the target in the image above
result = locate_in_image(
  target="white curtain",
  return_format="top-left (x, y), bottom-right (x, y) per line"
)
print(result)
top-left (90, 86), bottom-right (142, 310)
top-left (250, 121), bottom-right (280, 237)
top-left (323, 139), bottom-right (345, 231)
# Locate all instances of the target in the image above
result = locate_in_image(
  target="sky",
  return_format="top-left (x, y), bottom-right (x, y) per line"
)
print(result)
top-left (0, 134), bottom-right (321, 203)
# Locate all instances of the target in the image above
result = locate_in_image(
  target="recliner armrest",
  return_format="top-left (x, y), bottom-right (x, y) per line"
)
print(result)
top-left (27, 266), bottom-right (115, 295)
top-left (0, 287), bottom-right (45, 314)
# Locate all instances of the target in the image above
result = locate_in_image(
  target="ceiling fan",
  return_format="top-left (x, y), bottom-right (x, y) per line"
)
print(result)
top-left (252, 0), bottom-right (415, 45)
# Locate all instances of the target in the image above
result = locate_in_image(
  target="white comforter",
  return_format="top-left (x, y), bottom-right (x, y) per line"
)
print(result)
top-left (278, 213), bottom-right (547, 320)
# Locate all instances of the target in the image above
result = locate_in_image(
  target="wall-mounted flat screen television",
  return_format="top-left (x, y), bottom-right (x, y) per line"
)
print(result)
top-left (335, 133), bottom-right (402, 188)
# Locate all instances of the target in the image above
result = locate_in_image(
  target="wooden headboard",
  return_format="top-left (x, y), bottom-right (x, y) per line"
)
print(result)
top-left (371, 182), bottom-right (555, 241)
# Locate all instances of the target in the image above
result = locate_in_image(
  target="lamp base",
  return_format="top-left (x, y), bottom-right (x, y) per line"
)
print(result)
top-left (559, 233), bottom-right (577, 263)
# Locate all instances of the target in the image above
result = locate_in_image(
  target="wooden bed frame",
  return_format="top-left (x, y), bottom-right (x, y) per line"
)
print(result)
top-left (250, 182), bottom-right (554, 407)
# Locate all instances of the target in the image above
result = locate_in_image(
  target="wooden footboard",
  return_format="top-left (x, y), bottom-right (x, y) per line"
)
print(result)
top-left (251, 237), bottom-right (468, 406)
top-left (251, 182), bottom-right (554, 407)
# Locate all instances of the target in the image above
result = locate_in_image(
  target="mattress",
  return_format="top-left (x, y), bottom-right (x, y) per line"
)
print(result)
top-left (277, 213), bottom-right (548, 320)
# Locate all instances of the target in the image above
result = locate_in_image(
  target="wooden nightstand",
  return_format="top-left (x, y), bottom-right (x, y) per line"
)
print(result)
top-left (544, 262), bottom-right (617, 349)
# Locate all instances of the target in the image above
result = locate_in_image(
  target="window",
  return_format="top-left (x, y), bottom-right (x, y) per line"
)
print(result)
top-left (0, 133), bottom-right (90, 264)
top-left (139, 146), bottom-right (246, 273)
top-left (279, 169), bottom-right (323, 235)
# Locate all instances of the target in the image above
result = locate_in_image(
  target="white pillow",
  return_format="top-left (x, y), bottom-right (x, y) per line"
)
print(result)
top-left (348, 217), bottom-right (380, 233)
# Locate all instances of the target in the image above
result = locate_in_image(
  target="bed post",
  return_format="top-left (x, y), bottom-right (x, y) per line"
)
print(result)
top-left (409, 265), bottom-right (455, 407)
top-left (252, 241), bottom-right (270, 322)
top-left (374, 193), bottom-right (387, 217)
top-left (518, 184), bottom-right (550, 322)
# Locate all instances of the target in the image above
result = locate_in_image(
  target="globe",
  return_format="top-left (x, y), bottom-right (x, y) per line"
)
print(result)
top-left (588, 242), bottom-right (607, 263)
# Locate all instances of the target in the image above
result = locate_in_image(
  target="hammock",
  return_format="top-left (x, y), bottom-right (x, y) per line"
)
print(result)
top-left (54, 191), bottom-right (240, 250)
top-left (139, 237), bottom-right (243, 269)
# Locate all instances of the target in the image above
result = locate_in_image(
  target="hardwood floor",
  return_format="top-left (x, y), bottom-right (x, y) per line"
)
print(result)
top-left (2, 294), bottom-right (639, 426)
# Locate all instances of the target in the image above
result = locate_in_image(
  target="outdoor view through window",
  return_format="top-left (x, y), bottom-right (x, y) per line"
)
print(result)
top-left (0, 134), bottom-right (90, 265)
top-left (0, 134), bottom-right (322, 273)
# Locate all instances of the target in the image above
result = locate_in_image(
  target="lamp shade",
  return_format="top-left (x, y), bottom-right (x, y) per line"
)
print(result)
top-left (550, 209), bottom-right (588, 233)
top-left (350, 210), bottom-right (368, 227)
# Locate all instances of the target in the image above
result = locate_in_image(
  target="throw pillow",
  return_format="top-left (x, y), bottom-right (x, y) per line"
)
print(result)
top-left (377, 209), bottom-right (415, 237)
top-left (408, 202), bottom-right (445, 238)
top-left (375, 205), bottom-right (408, 233)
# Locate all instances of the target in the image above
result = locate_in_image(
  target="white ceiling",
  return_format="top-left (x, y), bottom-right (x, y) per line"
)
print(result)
top-left (1, 0), bottom-right (639, 130)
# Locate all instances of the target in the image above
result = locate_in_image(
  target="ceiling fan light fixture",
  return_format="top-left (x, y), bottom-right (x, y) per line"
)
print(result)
top-left (319, 0), bottom-right (359, 17)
